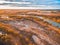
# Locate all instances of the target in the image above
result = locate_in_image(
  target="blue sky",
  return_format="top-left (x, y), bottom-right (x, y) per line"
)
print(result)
top-left (15, 0), bottom-right (60, 9)
top-left (0, 0), bottom-right (60, 9)
top-left (14, 0), bottom-right (60, 5)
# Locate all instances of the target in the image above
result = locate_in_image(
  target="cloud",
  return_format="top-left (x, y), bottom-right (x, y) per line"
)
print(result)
top-left (0, 0), bottom-right (31, 4)
top-left (0, 5), bottom-right (60, 9)
top-left (0, 0), bottom-right (60, 9)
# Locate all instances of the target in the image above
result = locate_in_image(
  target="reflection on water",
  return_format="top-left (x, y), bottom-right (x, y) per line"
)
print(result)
top-left (38, 16), bottom-right (60, 28)
top-left (46, 20), bottom-right (60, 28)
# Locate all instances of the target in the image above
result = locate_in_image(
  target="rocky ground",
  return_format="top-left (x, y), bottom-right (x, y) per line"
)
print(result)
top-left (0, 9), bottom-right (60, 45)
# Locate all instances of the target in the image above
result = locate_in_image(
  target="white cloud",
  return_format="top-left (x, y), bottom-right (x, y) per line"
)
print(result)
top-left (0, 5), bottom-right (60, 9)
top-left (0, 0), bottom-right (60, 9)
top-left (0, 0), bottom-right (31, 4)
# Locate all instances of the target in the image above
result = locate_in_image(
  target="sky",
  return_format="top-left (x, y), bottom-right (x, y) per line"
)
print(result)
top-left (0, 0), bottom-right (60, 9)
top-left (10, 0), bottom-right (60, 5)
